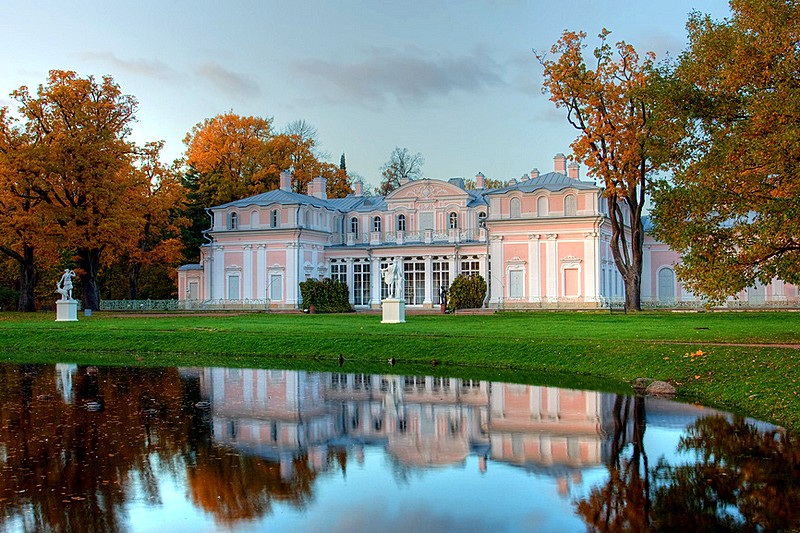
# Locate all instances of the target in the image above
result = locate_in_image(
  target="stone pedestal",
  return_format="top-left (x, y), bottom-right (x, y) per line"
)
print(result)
top-left (56, 300), bottom-right (78, 322)
top-left (381, 298), bottom-right (405, 324)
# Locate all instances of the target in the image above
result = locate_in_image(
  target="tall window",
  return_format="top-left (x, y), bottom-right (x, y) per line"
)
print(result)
top-left (372, 216), bottom-right (382, 233)
top-left (537, 196), bottom-right (548, 217)
top-left (331, 262), bottom-right (347, 284)
top-left (658, 268), bottom-right (675, 300)
top-left (509, 270), bottom-right (524, 299)
top-left (461, 258), bottom-right (480, 277)
top-left (397, 214), bottom-right (406, 232)
top-left (269, 274), bottom-right (282, 301)
top-left (353, 261), bottom-right (370, 306)
top-left (448, 212), bottom-right (458, 229)
top-left (478, 211), bottom-right (487, 227)
top-left (510, 198), bottom-right (521, 218)
top-left (403, 259), bottom-right (425, 305)
top-left (227, 274), bottom-right (240, 300)
top-left (271, 209), bottom-right (279, 228)
top-left (380, 260), bottom-right (391, 299)
top-left (433, 260), bottom-right (450, 304)
top-left (228, 212), bottom-right (238, 230)
top-left (350, 217), bottom-right (359, 234)
top-left (564, 195), bottom-right (577, 216)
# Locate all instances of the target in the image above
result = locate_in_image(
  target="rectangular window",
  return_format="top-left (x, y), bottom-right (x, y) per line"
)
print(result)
top-left (330, 263), bottom-right (347, 284)
top-left (433, 260), bottom-right (450, 304)
top-left (380, 260), bottom-right (391, 300)
top-left (403, 260), bottom-right (425, 305)
top-left (269, 274), bottom-right (282, 301)
top-left (227, 274), bottom-right (240, 300)
top-left (353, 262), bottom-right (371, 306)
top-left (509, 270), bottom-right (524, 299)
top-left (188, 281), bottom-right (199, 300)
top-left (461, 259), bottom-right (480, 277)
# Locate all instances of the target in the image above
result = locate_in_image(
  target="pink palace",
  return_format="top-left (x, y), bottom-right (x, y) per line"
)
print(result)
top-left (177, 153), bottom-right (797, 310)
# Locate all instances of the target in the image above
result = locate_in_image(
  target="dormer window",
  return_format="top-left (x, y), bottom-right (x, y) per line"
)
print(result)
top-left (350, 217), bottom-right (359, 234)
top-left (510, 198), bottom-right (521, 218)
top-left (537, 196), bottom-right (548, 217)
top-left (373, 216), bottom-right (382, 232)
top-left (228, 212), bottom-right (238, 230)
top-left (397, 214), bottom-right (406, 232)
top-left (449, 212), bottom-right (458, 229)
top-left (564, 194), bottom-right (577, 216)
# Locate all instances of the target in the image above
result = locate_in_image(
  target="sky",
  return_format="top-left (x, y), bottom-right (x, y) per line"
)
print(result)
top-left (1, 0), bottom-right (732, 190)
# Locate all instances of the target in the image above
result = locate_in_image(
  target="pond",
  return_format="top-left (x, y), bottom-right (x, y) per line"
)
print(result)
top-left (0, 363), bottom-right (797, 532)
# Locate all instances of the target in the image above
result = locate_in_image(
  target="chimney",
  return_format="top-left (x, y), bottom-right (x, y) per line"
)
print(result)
top-left (554, 153), bottom-right (567, 174)
top-left (279, 170), bottom-right (292, 192)
top-left (568, 162), bottom-right (580, 180)
top-left (531, 168), bottom-right (540, 179)
top-left (509, 178), bottom-right (518, 185)
top-left (307, 176), bottom-right (327, 199)
top-left (354, 180), bottom-right (363, 196)
top-left (475, 172), bottom-right (485, 189)
top-left (399, 176), bottom-right (410, 186)
top-left (520, 173), bottom-right (529, 181)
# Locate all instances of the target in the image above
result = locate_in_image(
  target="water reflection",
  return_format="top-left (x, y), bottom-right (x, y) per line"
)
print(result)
top-left (0, 364), bottom-right (797, 532)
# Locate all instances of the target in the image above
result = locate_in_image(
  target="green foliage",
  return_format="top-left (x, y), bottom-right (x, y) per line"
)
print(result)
top-left (446, 274), bottom-right (486, 311)
top-left (299, 278), bottom-right (353, 313)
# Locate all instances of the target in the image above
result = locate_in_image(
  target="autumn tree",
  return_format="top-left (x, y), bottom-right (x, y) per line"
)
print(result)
top-left (184, 113), bottom-right (274, 207)
top-left (649, 0), bottom-right (800, 302)
top-left (378, 147), bottom-right (424, 195)
top-left (8, 70), bottom-right (147, 311)
top-left (537, 31), bottom-right (660, 311)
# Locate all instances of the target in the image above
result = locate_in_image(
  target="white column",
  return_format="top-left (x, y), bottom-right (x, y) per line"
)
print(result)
top-left (346, 258), bottom-right (355, 304)
top-left (489, 236), bottom-right (504, 305)
top-left (641, 243), bottom-right (652, 301)
top-left (286, 244), bottom-right (298, 305)
top-left (546, 234), bottom-right (558, 302)
top-left (256, 245), bottom-right (267, 300)
top-left (243, 244), bottom-right (253, 300)
top-left (213, 246), bottom-right (225, 300)
top-left (423, 255), bottom-right (433, 306)
top-left (449, 254), bottom-right (457, 279)
top-left (528, 234), bottom-right (540, 302)
top-left (371, 256), bottom-right (381, 306)
top-left (312, 245), bottom-right (320, 279)
top-left (583, 232), bottom-right (599, 302)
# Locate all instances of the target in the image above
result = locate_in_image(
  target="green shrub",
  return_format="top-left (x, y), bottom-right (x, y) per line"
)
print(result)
top-left (447, 274), bottom-right (486, 311)
top-left (299, 278), bottom-right (353, 313)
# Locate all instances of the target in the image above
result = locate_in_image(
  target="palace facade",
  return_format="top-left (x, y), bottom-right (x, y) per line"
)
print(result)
top-left (177, 153), bottom-right (797, 309)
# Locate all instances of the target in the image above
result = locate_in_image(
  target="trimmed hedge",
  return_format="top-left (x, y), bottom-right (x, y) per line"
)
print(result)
top-left (447, 274), bottom-right (487, 311)
top-left (299, 278), bottom-right (353, 313)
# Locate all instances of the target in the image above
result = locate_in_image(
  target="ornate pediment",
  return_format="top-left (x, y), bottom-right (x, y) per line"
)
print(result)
top-left (386, 179), bottom-right (469, 203)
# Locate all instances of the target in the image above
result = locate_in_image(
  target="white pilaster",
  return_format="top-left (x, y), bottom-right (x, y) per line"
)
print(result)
top-left (584, 232), bottom-right (599, 302)
top-left (371, 256), bottom-right (381, 307)
top-left (528, 234), bottom-right (541, 302)
top-left (286, 244), bottom-right (298, 306)
top-left (346, 258), bottom-right (354, 304)
top-left (489, 236), bottom-right (504, 305)
top-left (423, 255), bottom-right (433, 305)
top-left (213, 246), bottom-right (225, 300)
top-left (256, 245), bottom-right (267, 299)
top-left (243, 244), bottom-right (253, 299)
top-left (546, 234), bottom-right (558, 301)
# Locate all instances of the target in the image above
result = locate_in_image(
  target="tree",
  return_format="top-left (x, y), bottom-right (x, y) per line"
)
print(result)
top-left (339, 152), bottom-right (346, 172)
top-left (378, 147), bottom-right (424, 196)
top-left (184, 113), bottom-right (274, 206)
top-left (537, 31), bottom-right (660, 311)
top-left (649, 0), bottom-right (800, 302)
top-left (8, 70), bottom-right (147, 311)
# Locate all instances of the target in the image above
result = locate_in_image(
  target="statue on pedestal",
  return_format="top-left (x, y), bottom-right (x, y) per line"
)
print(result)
top-left (56, 269), bottom-right (75, 301)
top-left (382, 259), bottom-right (403, 299)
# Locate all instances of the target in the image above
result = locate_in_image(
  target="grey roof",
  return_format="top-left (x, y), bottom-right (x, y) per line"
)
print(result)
top-left (327, 195), bottom-right (388, 213)
top-left (177, 264), bottom-right (203, 271)
top-left (215, 188), bottom-right (332, 210)
top-left (487, 172), bottom-right (600, 195)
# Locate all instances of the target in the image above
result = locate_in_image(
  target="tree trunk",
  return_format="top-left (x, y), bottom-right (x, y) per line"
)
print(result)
top-left (128, 262), bottom-right (140, 300)
top-left (624, 269), bottom-right (643, 312)
top-left (18, 245), bottom-right (37, 312)
top-left (77, 247), bottom-right (102, 311)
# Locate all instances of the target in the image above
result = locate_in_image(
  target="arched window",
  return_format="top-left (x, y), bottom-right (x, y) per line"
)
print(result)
top-left (510, 198), bottom-right (521, 218)
top-left (537, 196), bottom-right (548, 217)
top-left (373, 216), bottom-right (382, 232)
top-left (350, 217), bottom-right (359, 234)
top-left (564, 195), bottom-right (577, 216)
top-left (397, 214), bottom-right (406, 232)
top-left (228, 212), bottom-right (238, 230)
top-left (449, 212), bottom-right (458, 229)
top-left (271, 209), bottom-right (279, 228)
top-left (658, 268), bottom-right (675, 300)
top-left (478, 212), bottom-right (487, 226)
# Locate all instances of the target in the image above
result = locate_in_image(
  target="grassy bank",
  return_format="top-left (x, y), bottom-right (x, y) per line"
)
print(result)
top-left (1, 310), bottom-right (799, 431)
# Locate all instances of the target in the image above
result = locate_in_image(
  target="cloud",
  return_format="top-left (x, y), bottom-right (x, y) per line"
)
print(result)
top-left (290, 46), bottom-right (507, 106)
top-left (195, 62), bottom-right (261, 98)
top-left (79, 52), bottom-right (178, 80)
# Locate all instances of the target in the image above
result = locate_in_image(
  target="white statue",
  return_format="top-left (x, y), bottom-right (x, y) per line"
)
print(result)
top-left (56, 269), bottom-right (75, 301)
top-left (382, 259), bottom-right (403, 299)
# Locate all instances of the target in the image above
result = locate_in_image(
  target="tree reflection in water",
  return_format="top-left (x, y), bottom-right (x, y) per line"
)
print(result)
top-left (576, 394), bottom-right (800, 532)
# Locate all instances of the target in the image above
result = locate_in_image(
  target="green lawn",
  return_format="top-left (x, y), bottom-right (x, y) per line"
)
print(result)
top-left (1, 310), bottom-right (799, 431)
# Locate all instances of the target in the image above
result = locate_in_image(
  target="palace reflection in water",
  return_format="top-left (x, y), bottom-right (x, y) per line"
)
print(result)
top-left (1, 363), bottom-right (797, 533)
